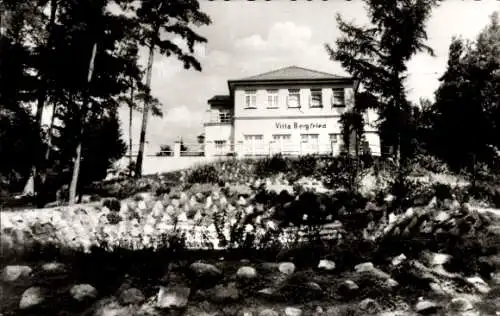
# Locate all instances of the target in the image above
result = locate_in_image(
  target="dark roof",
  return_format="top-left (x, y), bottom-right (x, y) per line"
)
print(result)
top-left (207, 95), bottom-right (231, 103)
top-left (234, 66), bottom-right (349, 81)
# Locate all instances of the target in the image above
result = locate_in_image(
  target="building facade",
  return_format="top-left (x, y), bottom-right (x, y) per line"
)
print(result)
top-left (204, 66), bottom-right (380, 157)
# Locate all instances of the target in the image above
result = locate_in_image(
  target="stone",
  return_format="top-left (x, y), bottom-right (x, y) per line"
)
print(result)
top-left (257, 288), bottom-right (275, 298)
top-left (70, 284), bottom-right (98, 302)
top-left (318, 259), bottom-right (335, 271)
top-left (156, 285), bottom-right (190, 309)
top-left (354, 262), bottom-right (374, 273)
top-left (466, 276), bottom-right (490, 294)
top-left (259, 309), bottom-right (279, 316)
top-left (447, 297), bottom-right (474, 312)
top-left (430, 253), bottom-right (452, 266)
top-left (41, 262), bottom-right (67, 274)
top-left (359, 298), bottom-right (380, 313)
top-left (19, 287), bottom-right (45, 309)
top-left (340, 280), bottom-right (359, 292)
top-left (415, 299), bottom-right (439, 314)
top-left (279, 262), bottom-right (295, 275)
top-left (238, 196), bottom-right (247, 206)
top-left (177, 212), bottom-right (188, 222)
top-left (190, 262), bottom-right (222, 280)
top-left (1, 265), bottom-right (32, 282)
top-left (284, 307), bottom-right (302, 316)
top-left (119, 287), bottom-right (145, 305)
top-left (212, 282), bottom-right (239, 302)
top-left (385, 278), bottom-right (399, 289)
top-left (93, 298), bottom-right (135, 316)
top-left (237, 266), bottom-right (257, 279)
top-left (392, 254), bottom-right (407, 267)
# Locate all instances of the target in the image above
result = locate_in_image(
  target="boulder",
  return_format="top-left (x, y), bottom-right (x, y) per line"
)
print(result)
top-left (278, 262), bottom-right (295, 275)
top-left (19, 286), bottom-right (46, 310)
top-left (415, 299), bottom-right (439, 314)
top-left (188, 262), bottom-right (222, 286)
top-left (70, 284), bottom-right (98, 302)
top-left (391, 254), bottom-right (407, 267)
top-left (1, 265), bottom-right (32, 282)
top-left (317, 259), bottom-right (335, 271)
top-left (447, 297), bottom-right (474, 312)
top-left (211, 282), bottom-right (239, 302)
top-left (354, 262), bottom-right (374, 273)
top-left (41, 262), bottom-right (67, 274)
top-left (359, 298), bottom-right (380, 313)
top-left (284, 307), bottom-right (302, 316)
top-left (237, 266), bottom-right (257, 279)
top-left (259, 309), bottom-right (279, 316)
top-left (156, 285), bottom-right (190, 309)
top-left (119, 287), bottom-right (145, 305)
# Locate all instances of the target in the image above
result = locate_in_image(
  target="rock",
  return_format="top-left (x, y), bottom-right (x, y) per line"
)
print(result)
top-left (257, 288), bottom-right (275, 298)
top-left (259, 309), bottom-right (279, 316)
top-left (279, 262), bottom-right (295, 275)
top-left (238, 196), bottom-right (247, 206)
top-left (41, 262), bottom-right (67, 274)
top-left (447, 297), bottom-right (474, 312)
top-left (19, 286), bottom-right (45, 310)
top-left (237, 266), bottom-right (257, 279)
top-left (189, 262), bottom-right (222, 285)
top-left (434, 210), bottom-right (451, 222)
top-left (318, 259), bottom-right (335, 271)
top-left (466, 276), bottom-right (490, 294)
top-left (415, 299), bottom-right (439, 314)
top-left (212, 282), bottom-right (239, 302)
top-left (177, 212), bottom-right (188, 222)
top-left (70, 284), bottom-right (98, 302)
top-left (1, 265), bottom-right (32, 282)
top-left (359, 298), bottom-right (380, 313)
top-left (119, 288), bottom-right (145, 305)
top-left (392, 254), bottom-right (407, 267)
top-left (156, 285), bottom-right (190, 309)
top-left (354, 262), bottom-right (374, 273)
top-left (284, 307), bottom-right (302, 316)
top-left (339, 280), bottom-right (359, 294)
top-left (385, 278), bottom-right (399, 289)
top-left (92, 298), bottom-right (134, 316)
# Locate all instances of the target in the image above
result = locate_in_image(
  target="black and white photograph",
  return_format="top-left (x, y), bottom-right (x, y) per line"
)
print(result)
top-left (1, 0), bottom-right (500, 315)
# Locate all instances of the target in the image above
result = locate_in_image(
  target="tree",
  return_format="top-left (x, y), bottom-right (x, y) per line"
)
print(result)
top-left (430, 12), bottom-right (500, 172)
top-left (326, 0), bottom-right (438, 168)
top-left (132, 0), bottom-right (211, 177)
top-left (116, 42), bottom-right (163, 177)
top-left (156, 144), bottom-right (172, 156)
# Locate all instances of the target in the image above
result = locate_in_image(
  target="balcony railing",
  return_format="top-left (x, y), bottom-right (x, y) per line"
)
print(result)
top-left (204, 115), bottom-right (233, 125)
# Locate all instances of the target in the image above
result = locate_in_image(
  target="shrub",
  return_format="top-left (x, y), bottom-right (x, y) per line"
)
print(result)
top-left (294, 155), bottom-right (318, 177)
top-left (102, 197), bottom-right (121, 212)
top-left (254, 154), bottom-right (290, 176)
top-left (186, 165), bottom-right (220, 184)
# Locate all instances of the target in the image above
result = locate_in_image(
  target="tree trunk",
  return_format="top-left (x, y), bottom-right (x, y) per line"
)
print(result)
top-left (69, 42), bottom-right (97, 205)
top-left (33, 0), bottom-right (58, 201)
top-left (44, 102), bottom-right (58, 161)
top-left (135, 31), bottom-right (157, 177)
top-left (129, 84), bottom-right (134, 177)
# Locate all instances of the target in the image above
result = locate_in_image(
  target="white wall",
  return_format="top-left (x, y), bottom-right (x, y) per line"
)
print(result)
top-left (142, 156), bottom-right (231, 175)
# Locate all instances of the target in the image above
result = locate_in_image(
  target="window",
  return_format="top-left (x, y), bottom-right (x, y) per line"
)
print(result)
top-left (244, 134), bottom-right (263, 141)
top-left (287, 89), bottom-right (300, 108)
top-left (272, 134), bottom-right (291, 141)
top-left (214, 140), bottom-right (227, 154)
top-left (267, 90), bottom-right (279, 108)
top-left (301, 134), bottom-right (319, 143)
top-left (332, 88), bottom-right (345, 107)
top-left (310, 89), bottom-right (322, 108)
top-left (329, 134), bottom-right (339, 143)
top-left (244, 90), bottom-right (257, 108)
top-left (219, 111), bottom-right (231, 123)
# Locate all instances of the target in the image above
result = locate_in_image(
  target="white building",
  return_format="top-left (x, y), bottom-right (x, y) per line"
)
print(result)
top-left (204, 66), bottom-right (380, 157)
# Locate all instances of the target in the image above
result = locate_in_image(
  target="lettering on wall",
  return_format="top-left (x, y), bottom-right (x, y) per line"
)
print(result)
top-left (275, 122), bottom-right (327, 131)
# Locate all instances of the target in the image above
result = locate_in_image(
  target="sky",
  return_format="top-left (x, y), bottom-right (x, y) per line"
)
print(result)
top-left (116, 0), bottom-right (500, 154)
